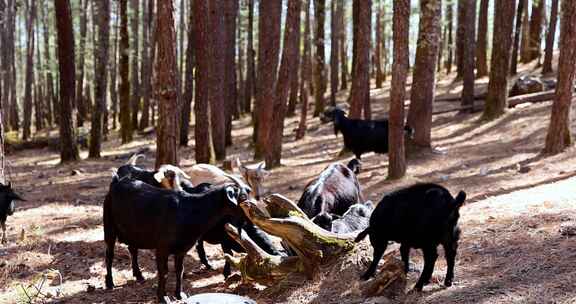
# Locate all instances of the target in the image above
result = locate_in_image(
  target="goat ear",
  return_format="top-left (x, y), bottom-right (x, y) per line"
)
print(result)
top-left (153, 171), bottom-right (164, 183)
top-left (225, 186), bottom-right (238, 205)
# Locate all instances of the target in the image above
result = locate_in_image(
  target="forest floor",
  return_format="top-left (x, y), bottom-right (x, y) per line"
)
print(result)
top-left (2, 64), bottom-right (576, 304)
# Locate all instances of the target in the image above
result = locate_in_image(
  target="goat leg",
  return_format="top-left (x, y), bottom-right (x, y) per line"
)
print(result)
top-left (196, 240), bottom-right (213, 270)
top-left (174, 253), bottom-right (185, 299)
top-left (222, 244), bottom-right (233, 278)
top-left (155, 249), bottom-right (169, 302)
top-left (104, 239), bottom-right (116, 289)
top-left (443, 241), bottom-right (458, 287)
top-left (1, 221), bottom-right (6, 244)
top-left (128, 246), bottom-right (145, 282)
top-left (400, 244), bottom-right (411, 273)
top-left (414, 247), bottom-right (438, 291)
top-left (361, 240), bottom-right (388, 280)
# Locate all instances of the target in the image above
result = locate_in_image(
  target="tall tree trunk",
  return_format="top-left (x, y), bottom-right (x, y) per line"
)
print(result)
top-left (75, 0), bottom-right (89, 127)
top-left (520, 0), bottom-right (530, 63)
top-left (193, 0), bottom-right (215, 164)
top-left (407, 0), bottom-right (442, 149)
top-left (119, 0), bottom-right (132, 143)
top-left (312, 0), bottom-right (326, 117)
top-left (510, 0), bottom-right (525, 75)
top-left (110, 3), bottom-right (119, 131)
top-left (375, 1), bottom-right (383, 88)
top-left (180, 0), bottom-right (194, 147)
top-left (254, 0), bottom-right (282, 160)
top-left (388, 0), bottom-right (410, 179)
top-left (23, 0), bottom-right (36, 140)
top-left (543, 0), bottom-right (576, 154)
top-left (338, 0), bottom-right (347, 90)
top-left (482, 0), bottom-right (516, 121)
top-left (455, 0), bottom-right (465, 79)
top-left (224, 0), bottom-right (238, 148)
top-left (40, 2), bottom-right (53, 127)
top-left (89, 0), bottom-right (110, 158)
top-left (130, 0), bottom-right (140, 129)
top-left (139, 0), bottom-right (154, 130)
top-left (297, 0), bottom-right (312, 140)
top-left (445, 0), bottom-right (454, 74)
top-left (8, 0), bottom-right (18, 132)
top-left (155, 0), bottom-right (179, 168)
top-left (244, 0), bottom-right (255, 114)
top-left (329, 0), bottom-right (339, 106)
top-left (34, 18), bottom-right (44, 133)
top-left (55, 0), bottom-right (80, 163)
top-left (542, 0), bottom-right (559, 75)
top-left (349, 0), bottom-right (371, 120)
top-left (528, 0), bottom-right (545, 62)
top-left (208, 1), bottom-right (227, 161)
top-left (0, 0), bottom-right (8, 132)
top-left (266, 0), bottom-right (301, 168)
top-left (475, 0), bottom-right (489, 78)
top-left (461, 0), bottom-right (477, 110)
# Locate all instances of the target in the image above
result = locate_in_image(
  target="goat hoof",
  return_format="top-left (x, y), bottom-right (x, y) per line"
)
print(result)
top-left (360, 273), bottom-right (372, 281)
top-left (135, 275), bottom-right (145, 283)
top-left (444, 279), bottom-right (453, 287)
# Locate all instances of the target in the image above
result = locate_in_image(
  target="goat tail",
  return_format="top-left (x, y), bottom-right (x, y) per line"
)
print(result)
top-left (354, 226), bottom-right (371, 243)
top-left (454, 191), bottom-right (467, 208)
top-left (126, 153), bottom-right (145, 166)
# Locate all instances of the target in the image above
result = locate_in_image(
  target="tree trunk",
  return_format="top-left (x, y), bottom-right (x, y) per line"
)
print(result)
top-left (349, 0), bottom-right (371, 120)
top-left (475, 0), bottom-right (489, 78)
top-left (375, 1), bottom-right (383, 88)
top-left (130, 0), bottom-right (140, 129)
top-left (223, 0), bottom-right (238, 148)
top-left (312, 0), bottom-right (326, 117)
top-left (510, 0), bottom-right (525, 75)
top-left (40, 2), bottom-right (54, 127)
top-left (296, 0), bottom-right (313, 141)
top-left (208, 1), bottom-right (227, 161)
top-left (110, 3), bottom-right (119, 131)
top-left (34, 20), bottom-right (44, 133)
top-left (119, 0), bottom-right (132, 143)
top-left (388, 0), bottom-right (410, 179)
top-left (461, 0), bottom-right (477, 110)
top-left (155, 0), bottom-right (179, 168)
top-left (8, 0), bottom-right (18, 132)
top-left (528, 0), bottom-right (545, 62)
top-left (0, 0), bottom-right (8, 132)
top-left (22, 0), bottom-right (36, 141)
top-left (542, 0), bottom-right (559, 75)
top-left (455, 0), bottom-right (465, 79)
top-left (520, 0), bottom-right (530, 63)
top-left (88, 0), bottom-right (110, 158)
top-left (406, 0), bottom-right (442, 149)
top-left (55, 0), bottom-right (80, 163)
top-left (543, 0), bottom-right (576, 154)
top-left (482, 0), bottom-right (516, 121)
top-left (193, 0), bottom-right (215, 164)
top-left (139, 0), bottom-right (153, 130)
top-left (74, 0), bottom-right (89, 128)
top-left (244, 0), bottom-right (255, 114)
top-left (338, 0), bottom-right (347, 91)
top-left (445, 1), bottom-right (454, 74)
top-left (180, 0), bottom-right (194, 147)
top-left (254, 0), bottom-right (282, 160)
top-left (265, 0), bottom-right (301, 169)
top-left (329, 0), bottom-right (339, 106)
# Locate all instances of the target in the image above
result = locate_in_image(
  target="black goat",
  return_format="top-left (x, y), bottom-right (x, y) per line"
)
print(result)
top-left (312, 200), bottom-right (373, 233)
top-left (355, 183), bottom-right (466, 291)
top-left (0, 183), bottom-right (25, 244)
top-left (297, 162), bottom-right (364, 219)
top-left (104, 174), bottom-right (249, 301)
top-left (321, 107), bottom-right (413, 159)
top-left (346, 158), bottom-right (362, 175)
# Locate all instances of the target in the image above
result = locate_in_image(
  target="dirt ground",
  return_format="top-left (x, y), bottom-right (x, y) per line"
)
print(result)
top-left (2, 68), bottom-right (576, 303)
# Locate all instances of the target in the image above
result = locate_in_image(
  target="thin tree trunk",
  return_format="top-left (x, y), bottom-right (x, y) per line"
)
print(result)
top-left (180, 0), bottom-right (194, 147)
top-left (224, 0), bottom-right (238, 148)
top-left (41, 1), bottom-right (53, 127)
top-left (266, 0), bottom-right (301, 168)
top-left (139, 0), bottom-right (154, 130)
top-left (297, 0), bottom-right (312, 140)
top-left (528, 0), bottom-right (545, 62)
top-left (193, 0), bottom-right (215, 164)
top-left (542, 0), bottom-right (559, 75)
top-left (510, 0), bottom-right (525, 75)
top-left (8, 0), bottom-right (18, 132)
top-left (312, 0), bottom-right (326, 117)
top-left (75, 0), bottom-right (89, 127)
top-left (22, 0), bottom-right (36, 141)
top-left (55, 0), bottom-right (79, 162)
top-left (338, 0), bottom-right (347, 90)
top-left (89, 0), bottom-right (110, 158)
top-left (461, 0), bottom-right (477, 110)
top-left (388, 0), bottom-right (410, 179)
top-left (543, 0), bottom-right (576, 154)
top-left (375, 0), bottom-right (383, 88)
top-left (155, 0), bottom-right (179, 168)
top-left (110, 3), bottom-right (119, 131)
top-left (130, 0), bottom-right (140, 129)
top-left (254, 0), bottom-right (282, 160)
top-left (482, 0), bottom-right (516, 121)
top-left (349, 0), bottom-right (371, 120)
top-left (244, 0), bottom-right (255, 114)
top-left (329, 0), bottom-right (339, 106)
top-left (475, 0), bottom-right (489, 78)
top-left (520, 0), bottom-right (530, 63)
top-left (455, 0), bottom-right (465, 79)
top-left (445, 1), bottom-right (454, 74)
top-left (34, 17), bottom-right (44, 133)
top-left (208, 1), bottom-right (227, 161)
top-left (119, 0), bottom-right (132, 143)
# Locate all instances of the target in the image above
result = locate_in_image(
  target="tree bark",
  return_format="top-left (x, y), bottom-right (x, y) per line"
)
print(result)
top-left (528, 0), bottom-right (545, 62)
top-left (7, 0), bottom-right (17, 132)
top-left (482, 0), bottom-right (516, 121)
top-left (349, 0), bottom-right (371, 120)
top-left (110, 3), bottom-right (120, 131)
top-left (461, 0), bottom-right (477, 110)
top-left (542, 0), bottom-right (559, 75)
top-left (510, 0), bottom-right (525, 75)
top-left (296, 0), bottom-right (313, 141)
top-left (445, 1), bottom-right (454, 74)
top-left (155, 0), bottom-right (179, 168)
top-left (388, 0), bottom-right (410, 179)
top-left (193, 0), bottom-right (215, 164)
top-left (543, 0), bottom-right (576, 154)
top-left (520, 0), bottom-right (530, 63)
top-left (455, 0), bottom-right (465, 79)
top-left (55, 0), bottom-right (80, 163)
top-left (266, 0), bottom-right (301, 169)
top-left (88, 0), bottom-right (110, 158)
top-left (223, 0), bottom-right (238, 148)
top-left (329, 0), bottom-right (339, 106)
top-left (139, 0), bottom-right (153, 130)
top-left (338, 0), bottom-right (347, 90)
top-left (74, 0), bottom-right (89, 128)
top-left (119, 0), bottom-right (132, 143)
top-left (40, 2), bottom-right (53, 127)
top-left (130, 0), bottom-right (140, 129)
top-left (375, 1), bottom-right (383, 88)
top-left (475, 0), bottom-right (489, 78)
top-left (312, 0), bottom-right (326, 117)
top-left (22, 0), bottom-right (36, 141)
top-left (244, 0), bottom-right (255, 114)
top-left (254, 0), bottom-right (282, 160)
top-left (180, 0), bottom-right (194, 147)
top-left (407, 0), bottom-right (442, 149)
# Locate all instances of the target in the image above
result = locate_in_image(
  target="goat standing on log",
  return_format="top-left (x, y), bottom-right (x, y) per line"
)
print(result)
top-left (355, 183), bottom-right (466, 291)
top-left (321, 107), bottom-right (414, 159)
top-left (297, 162), bottom-right (364, 219)
top-left (0, 183), bottom-right (25, 244)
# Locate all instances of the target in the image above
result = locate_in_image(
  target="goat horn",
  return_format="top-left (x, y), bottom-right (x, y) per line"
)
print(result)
top-left (126, 154), bottom-right (145, 166)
